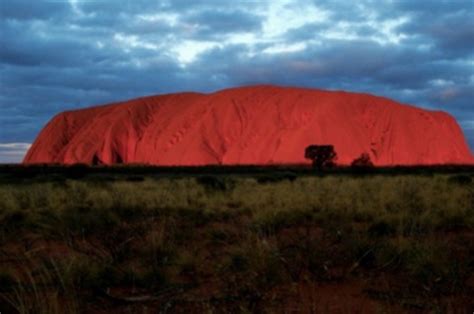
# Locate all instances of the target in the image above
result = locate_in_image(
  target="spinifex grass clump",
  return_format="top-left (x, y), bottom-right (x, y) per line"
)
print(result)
top-left (0, 172), bottom-right (473, 313)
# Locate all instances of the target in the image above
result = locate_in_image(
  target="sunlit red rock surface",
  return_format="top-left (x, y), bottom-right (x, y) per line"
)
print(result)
top-left (24, 85), bottom-right (474, 166)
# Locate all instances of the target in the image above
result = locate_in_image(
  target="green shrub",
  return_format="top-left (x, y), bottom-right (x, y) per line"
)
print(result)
top-left (196, 176), bottom-right (235, 191)
top-left (256, 171), bottom-right (297, 183)
top-left (60, 205), bottom-right (120, 235)
top-left (0, 270), bottom-right (16, 292)
top-left (368, 221), bottom-right (396, 238)
top-left (447, 174), bottom-right (472, 185)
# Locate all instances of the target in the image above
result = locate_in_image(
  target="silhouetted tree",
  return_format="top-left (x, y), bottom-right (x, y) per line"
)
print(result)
top-left (305, 145), bottom-right (337, 169)
top-left (351, 153), bottom-right (374, 168)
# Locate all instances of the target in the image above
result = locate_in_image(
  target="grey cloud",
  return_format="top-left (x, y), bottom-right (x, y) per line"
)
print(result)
top-left (78, 0), bottom-right (165, 16)
top-left (160, 0), bottom-right (268, 13)
top-left (396, 11), bottom-right (474, 58)
top-left (281, 21), bottom-right (332, 41)
top-left (394, 0), bottom-right (471, 15)
top-left (0, 0), bottom-right (70, 21)
top-left (395, 1), bottom-right (474, 57)
top-left (182, 9), bottom-right (263, 38)
top-left (311, 1), bottom-right (375, 22)
top-left (0, 18), bottom-right (118, 67)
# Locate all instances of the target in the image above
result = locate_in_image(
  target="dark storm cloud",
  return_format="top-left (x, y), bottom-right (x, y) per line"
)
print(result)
top-left (192, 39), bottom-right (471, 95)
top-left (0, 19), bottom-right (103, 67)
top-left (182, 10), bottom-right (263, 38)
top-left (0, 0), bottom-right (70, 20)
top-left (0, 0), bottom-right (473, 162)
top-left (160, 0), bottom-right (268, 13)
top-left (310, 0), bottom-right (397, 24)
top-left (395, 4), bottom-right (474, 58)
top-left (311, 0), bottom-right (474, 58)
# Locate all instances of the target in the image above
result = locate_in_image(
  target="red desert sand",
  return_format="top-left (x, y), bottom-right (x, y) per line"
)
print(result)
top-left (24, 85), bottom-right (474, 166)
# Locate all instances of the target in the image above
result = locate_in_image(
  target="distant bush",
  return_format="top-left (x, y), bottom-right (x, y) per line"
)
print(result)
top-left (351, 153), bottom-right (374, 168)
top-left (0, 270), bottom-right (15, 292)
top-left (447, 174), bottom-right (472, 185)
top-left (367, 220), bottom-right (395, 238)
top-left (304, 145), bottom-right (337, 169)
top-left (125, 175), bottom-right (145, 182)
top-left (66, 163), bottom-right (90, 179)
top-left (256, 171), bottom-right (297, 184)
top-left (196, 175), bottom-right (234, 191)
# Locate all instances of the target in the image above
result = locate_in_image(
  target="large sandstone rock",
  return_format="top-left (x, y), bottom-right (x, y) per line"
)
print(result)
top-left (24, 85), bottom-right (474, 166)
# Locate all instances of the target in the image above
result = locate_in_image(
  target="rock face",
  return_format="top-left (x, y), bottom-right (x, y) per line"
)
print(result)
top-left (24, 85), bottom-right (474, 166)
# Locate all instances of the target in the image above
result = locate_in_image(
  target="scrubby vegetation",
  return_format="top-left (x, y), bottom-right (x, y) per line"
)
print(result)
top-left (0, 168), bottom-right (473, 313)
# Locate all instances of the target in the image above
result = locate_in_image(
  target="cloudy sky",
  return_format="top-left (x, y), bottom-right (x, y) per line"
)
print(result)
top-left (1, 0), bottom-right (473, 162)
